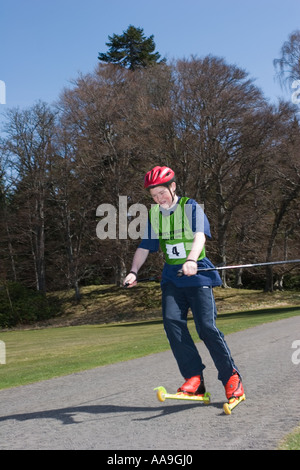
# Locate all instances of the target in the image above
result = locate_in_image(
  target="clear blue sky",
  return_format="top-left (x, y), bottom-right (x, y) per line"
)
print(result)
top-left (1, 0), bottom-right (300, 128)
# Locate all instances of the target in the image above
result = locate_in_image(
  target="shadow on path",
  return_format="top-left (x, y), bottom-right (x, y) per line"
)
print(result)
top-left (0, 401), bottom-right (225, 425)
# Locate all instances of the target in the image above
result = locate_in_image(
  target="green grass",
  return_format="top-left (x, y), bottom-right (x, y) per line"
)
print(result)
top-left (0, 303), bottom-right (299, 391)
top-left (0, 320), bottom-right (168, 389)
top-left (278, 425), bottom-right (300, 450)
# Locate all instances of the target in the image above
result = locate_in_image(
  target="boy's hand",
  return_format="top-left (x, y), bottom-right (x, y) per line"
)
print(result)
top-left (182, 260), bottom-right (198, 276)
top-left (123, 272), bottom-right (137, 288)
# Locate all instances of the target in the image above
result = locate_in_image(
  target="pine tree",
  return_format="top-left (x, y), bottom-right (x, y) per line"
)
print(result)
top-left (98, 25), bottom-right (165, 70)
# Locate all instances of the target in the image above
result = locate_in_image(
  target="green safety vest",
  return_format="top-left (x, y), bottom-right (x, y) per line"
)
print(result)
top-left (149, 197), bottom-right (206, 265)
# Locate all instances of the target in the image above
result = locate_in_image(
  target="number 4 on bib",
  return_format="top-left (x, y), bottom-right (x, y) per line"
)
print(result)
top-left (166, 242), bottom-right (186, 259)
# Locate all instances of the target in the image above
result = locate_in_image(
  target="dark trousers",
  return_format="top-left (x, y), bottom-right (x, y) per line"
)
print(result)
top-left (161, 282), bottom-right (239, 386)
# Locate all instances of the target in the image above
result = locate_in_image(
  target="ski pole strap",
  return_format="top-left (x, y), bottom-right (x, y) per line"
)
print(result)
top-left (177, 259), bottom-right (300, 277)
top-left (129, 270), bottom-right (137, 278)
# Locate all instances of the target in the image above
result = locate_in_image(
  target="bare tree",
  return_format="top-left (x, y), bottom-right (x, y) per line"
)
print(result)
top-left (274, 30), bottom-right (300, 88)
top-left (2, 102), bottom-right (56, 293)
top-left (0, 148), bottom-right (18, 282)
top-left (263, 104), bottom-right (300, 291)
top-left (57, 64), bottom-right (157, 285)
top-left (166, 57), bottom-right (272, 285)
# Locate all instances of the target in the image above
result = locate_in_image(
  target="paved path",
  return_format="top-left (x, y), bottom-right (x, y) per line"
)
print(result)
top-left (0, 316), bottom-right (299, 450)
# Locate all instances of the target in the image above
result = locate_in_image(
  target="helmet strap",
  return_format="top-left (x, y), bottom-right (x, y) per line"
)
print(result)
top-left (167, 182), bottom-right (176, 202)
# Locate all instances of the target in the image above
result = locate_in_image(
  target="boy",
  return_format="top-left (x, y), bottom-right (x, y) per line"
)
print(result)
top-left (123, 166), bottom-right (244, 401)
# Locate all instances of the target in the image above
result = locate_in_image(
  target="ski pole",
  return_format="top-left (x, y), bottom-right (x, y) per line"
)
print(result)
top-left (177, 259), bottom-right (300, 277)
top-left (123, 276), bottom-right (160, 288)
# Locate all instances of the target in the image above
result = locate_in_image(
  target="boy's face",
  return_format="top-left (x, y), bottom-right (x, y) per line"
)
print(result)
top-left (149, 183), bottom-right (176, 209)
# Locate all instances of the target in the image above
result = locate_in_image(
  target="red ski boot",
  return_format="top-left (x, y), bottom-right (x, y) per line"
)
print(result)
top-left (177, 375), bottom-right (206, 396)
top-left (223, 370), bottom-right (245, 415)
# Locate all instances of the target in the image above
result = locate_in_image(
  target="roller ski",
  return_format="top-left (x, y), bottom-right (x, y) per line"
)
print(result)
top-left (154, 375), bottom-right (211, 404)
top-left (223, 370), bottom-right (245, 415)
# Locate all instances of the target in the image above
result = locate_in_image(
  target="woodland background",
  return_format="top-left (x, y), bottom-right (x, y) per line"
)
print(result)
top-left (1, 28), bottom-right (300, 321)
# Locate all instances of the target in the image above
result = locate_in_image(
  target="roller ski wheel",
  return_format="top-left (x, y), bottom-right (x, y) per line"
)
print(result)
top-left (156, 386), bottom-right (167, 402)
top-left (223, 394), bottom-right (246, 415)
top-left (154, 386), bottom-right (211, 404)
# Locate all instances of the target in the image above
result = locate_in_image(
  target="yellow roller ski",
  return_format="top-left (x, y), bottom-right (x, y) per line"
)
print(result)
top-left (223, 394), bottom-right (246, 415)
top-left (154, 386), bottom-right (211, 404)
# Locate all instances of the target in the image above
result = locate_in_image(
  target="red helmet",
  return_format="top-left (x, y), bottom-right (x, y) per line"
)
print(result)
top-left (144, 166), bottom-right (175, 189)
